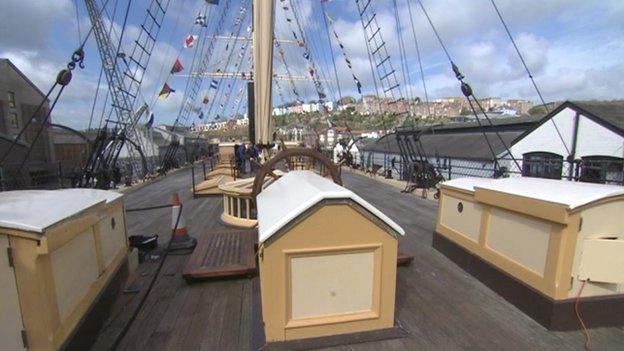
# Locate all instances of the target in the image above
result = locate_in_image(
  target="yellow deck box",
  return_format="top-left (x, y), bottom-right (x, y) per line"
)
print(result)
top-left (435, 177), bottom-right (624, 330)
top-left (0, 189), bottom-right (128, 350)
top-left (256, 171), bottom-right (405, 342)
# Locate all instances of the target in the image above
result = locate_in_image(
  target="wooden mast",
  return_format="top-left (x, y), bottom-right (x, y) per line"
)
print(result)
top-left (252, 0), bottom-right (275, 145)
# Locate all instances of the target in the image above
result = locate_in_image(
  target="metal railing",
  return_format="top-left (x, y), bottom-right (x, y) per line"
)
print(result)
top-left (356, 151), bottom-right (623, 186)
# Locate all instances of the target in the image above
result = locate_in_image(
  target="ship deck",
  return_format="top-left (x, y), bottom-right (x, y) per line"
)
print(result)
top-left (89, 166), bottom-right (624, 350)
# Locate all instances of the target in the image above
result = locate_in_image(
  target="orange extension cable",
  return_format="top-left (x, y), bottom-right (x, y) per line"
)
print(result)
top-left (575, 279), bottom-right (591, 351)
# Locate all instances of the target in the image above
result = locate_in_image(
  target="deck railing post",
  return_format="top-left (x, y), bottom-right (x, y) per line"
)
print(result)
top-left (191, 165), bottom-right (197, 198)
top-left (57, 161), bottom-right (63, 188)
top-left (448, 159), bottom-right (452, 180)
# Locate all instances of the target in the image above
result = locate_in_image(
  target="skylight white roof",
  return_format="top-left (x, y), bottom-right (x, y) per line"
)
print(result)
top-left (0, 189), bottom-right (123, 233)
top-left (474, 177), bottom-right (624, 209)
top-left (257, 171), bottom-right (405, 243)
top-left (443, 177), bottom-right (624, 209)
top-left (441, 177), bottom-right (495, 192)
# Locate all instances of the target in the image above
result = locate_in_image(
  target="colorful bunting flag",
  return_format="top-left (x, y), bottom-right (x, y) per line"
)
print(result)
top-left (354, 75), bottom-right (362, 93)
top-left (195, 12), bottom-right (207, 27)
top-left (184, 35), bottom-right (197, 48)
top-left (325, 10), bottom-right (364, 96)
top-left (158, 83), bottom-right (175, 99)
top-left (170, 59), bottom-right (183, 74)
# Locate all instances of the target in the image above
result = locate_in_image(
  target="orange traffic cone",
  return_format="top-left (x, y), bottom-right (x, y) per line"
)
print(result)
top-left (169, 193), bottom-right (197, 251)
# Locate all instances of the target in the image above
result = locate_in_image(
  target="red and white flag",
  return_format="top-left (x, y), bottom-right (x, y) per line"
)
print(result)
top-left (184, 35), bottom-right (198, 48)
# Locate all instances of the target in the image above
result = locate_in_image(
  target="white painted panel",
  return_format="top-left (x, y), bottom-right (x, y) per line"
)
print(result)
top-left (507, 107), bottom-right (576, 173)
top-left (579, 239), bottom-right (624, 283)
top-left (51, 229), bottom-right (100, 320)
top-left (98, 210), bottom-right (126, 268)
top-left (290, 251), bottom-right (374, 319)
top-left (576, 115), bottom-right (624, 158)
top-left (487, 208), bottom-right (551, 276)
top-left (0, 235), bottom-right (25, 350)
top-left (441, 196), bottom-right (483, 242)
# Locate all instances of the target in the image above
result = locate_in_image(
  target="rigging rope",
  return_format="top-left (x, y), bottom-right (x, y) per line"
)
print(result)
top-left (87, 65), bottom-right (104, 130)
top-left (274, 39), bottom-right (302, 103)
top-left (489, 0), bottom-right (571, 155)
top-left (148, 0), bottom-right (189, 108)
top-left (392, 0), bottom-right (414, 106)
top-left (283, 0), bottom-right (328, 105)
top-left (320, 1), bottom-right (343, 102)
top-left (293, 0), bottom-right (336, 102)
top-left (417, 0), bottom-right (521, 172)
top-left (203, 0), bottom-right (250, 122)
top-left (323, 11), bottom-right (364, 100)
top-left (74, 0), bottom-right (82, 45)
top-left (0, 0), bottom-right (112, 165)
top-left (406, 0), bottom-right (432, 117)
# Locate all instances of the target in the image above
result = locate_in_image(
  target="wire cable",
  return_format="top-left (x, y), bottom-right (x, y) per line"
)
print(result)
top-left (88, 60), bottom-right (105, 130)
top-left (0, 84), bottom-right (58, 165)
top-left (17, 85), bottom-right (68, 172)
top-left (575, 280), bottom-right (592, 351)
top-left (320, 1), bottom-right (343, 101)
top-left (417, 0), bottom-right (453, 65)
top-left (74, 0), bottom-right (83, 45)
top-left (0, 0), bottom-right (105, 165)
top-left (107, 201), bottom-right (184, 351)
top-left (392, 0), bottom-right (413, 105)
top-left (417, 0), bottom-right (521, 171)
top-left (406, 0), bottom-right (432, 117)
top-left (489, 0), bottom-right (571, 155)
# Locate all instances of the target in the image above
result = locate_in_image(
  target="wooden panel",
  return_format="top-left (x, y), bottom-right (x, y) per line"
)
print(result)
top-left (98, 208), bottom-right (127, 268)
top-left (486, 208), bottom-right (551, 276)
top-left (0, 235), bottom-right (25, 350)
top-left (579, 239), bottom-right (624, 283)
top-left (440, 195), bottom-right (483, 242)
top-left (51, 228), bottom-right (100, 320)
top-left (290, 250), bottom-right (375, 320)
top-left (182, 229), bottom-right (257, 281)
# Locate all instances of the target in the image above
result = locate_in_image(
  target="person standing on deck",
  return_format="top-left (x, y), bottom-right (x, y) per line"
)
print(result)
top-left (237, 143), bottom-right (248, 174)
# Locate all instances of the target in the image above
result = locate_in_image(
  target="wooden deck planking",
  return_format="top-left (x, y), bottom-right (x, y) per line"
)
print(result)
top-left (87, 165), bottom-right (624, 351)
top-left (183, 229), bottom-right (257, 281)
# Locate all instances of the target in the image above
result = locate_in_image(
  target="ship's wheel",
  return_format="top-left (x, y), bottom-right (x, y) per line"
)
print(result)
top-left (252, 148), bottom-right (342, 198)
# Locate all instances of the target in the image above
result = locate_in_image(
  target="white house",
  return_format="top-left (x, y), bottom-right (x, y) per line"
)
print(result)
top-left (502, 101), bottom-right (624, 184)
top-left (360, 101), bottom-right (623, 185)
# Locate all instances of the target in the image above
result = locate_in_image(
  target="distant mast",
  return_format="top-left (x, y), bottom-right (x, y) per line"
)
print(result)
top-left (252, 0), bottom-right (275, 145)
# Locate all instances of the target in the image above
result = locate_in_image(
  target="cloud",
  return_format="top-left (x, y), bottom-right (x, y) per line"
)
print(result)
top-left (2, 0), bottom-right (624, 129)
top-left (0, 0), bottom-right (72, 50)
